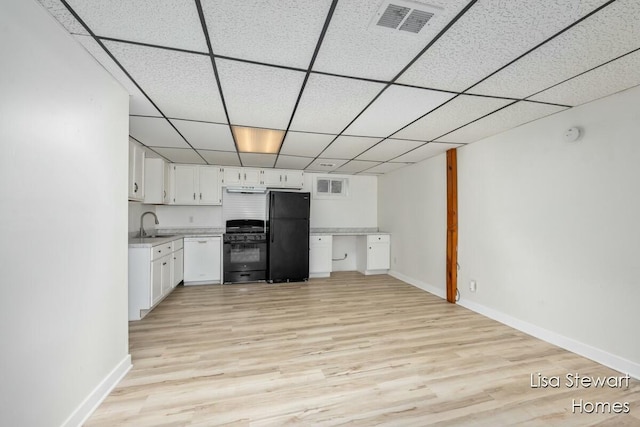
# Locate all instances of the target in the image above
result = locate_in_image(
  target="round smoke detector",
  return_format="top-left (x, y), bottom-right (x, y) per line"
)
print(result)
top-left (563, 127), bottom-right (582, 142)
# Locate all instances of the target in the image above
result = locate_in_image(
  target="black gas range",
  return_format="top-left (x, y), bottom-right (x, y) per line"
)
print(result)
top-left (223, 219), bottom-right (267, 283)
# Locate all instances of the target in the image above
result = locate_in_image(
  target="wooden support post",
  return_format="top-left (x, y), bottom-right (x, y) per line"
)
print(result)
top-left (446, 149), bottom-right (458, 304)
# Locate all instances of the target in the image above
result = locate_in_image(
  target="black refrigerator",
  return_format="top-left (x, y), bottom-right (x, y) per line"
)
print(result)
top-left (267, 191), bottom-right (310, 282)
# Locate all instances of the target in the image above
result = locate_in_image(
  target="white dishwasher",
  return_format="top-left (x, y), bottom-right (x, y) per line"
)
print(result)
top-left (183, 236), bottom-right (221, 285)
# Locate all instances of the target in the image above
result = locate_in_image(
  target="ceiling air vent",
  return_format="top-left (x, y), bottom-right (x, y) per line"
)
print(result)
top-left (371, 0), bottom-right (441, 35)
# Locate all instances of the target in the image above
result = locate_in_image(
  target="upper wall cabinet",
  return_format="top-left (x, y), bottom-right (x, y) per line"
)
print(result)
top-left (262, 169), bottom-right (304, 189)
top-left (222, 167), bottom-right (262, 187)
top-left (128, 139), bottom-right (145, 201)
top-left (144, 158), bottom-right (170, 204)
top-left (170, 165), bottom-right (222, 205)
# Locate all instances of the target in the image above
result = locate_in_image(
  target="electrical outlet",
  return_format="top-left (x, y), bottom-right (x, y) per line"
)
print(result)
top-left (469, 280), bottom-right (477, 292)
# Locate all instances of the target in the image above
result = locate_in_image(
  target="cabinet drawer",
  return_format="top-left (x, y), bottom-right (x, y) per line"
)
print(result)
top-left (151, 244), bottom-right (165, 260)
top-left (310, 235), bottom-right (331, 244)
top-left (172, 238), bottom-right (184, 252)
top-left (152, 242), bottom-right (173, 260)
top-left (367, 234), bottom-right (390, 244)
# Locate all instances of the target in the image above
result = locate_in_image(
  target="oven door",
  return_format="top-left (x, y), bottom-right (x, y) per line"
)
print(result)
top-left (223, 241), bottom-right (267, 272)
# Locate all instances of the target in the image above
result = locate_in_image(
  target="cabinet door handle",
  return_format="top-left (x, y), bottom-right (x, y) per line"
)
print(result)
top-left (158, 250), bottom-right (161, 253)
top-left (200, 193), bottom-right (202, 200)
top-left (285, 175), bottom-right (287, 182)
top-left (280, 175), bottom-right (282, 182)
top-left (369, 247), bottom-right (372, 249)
top-left (162, 262), bottom-right (167, 266)
top-left (193, 193), bottom-right (196, 200)
top-left (134, 182), bottom-right (138, 193)
top-left (163, 190), bottom-right (166, 199)
top-left (238, 172), bottom-right (241, 180)
top-left (198, 240), bottom-right (207, 244)
top-left (244, 172), bottom-right (247, 180)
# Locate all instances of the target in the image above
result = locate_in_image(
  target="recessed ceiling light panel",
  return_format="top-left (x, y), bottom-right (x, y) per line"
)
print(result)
top-left (231, 126), bottom-right (285, 154)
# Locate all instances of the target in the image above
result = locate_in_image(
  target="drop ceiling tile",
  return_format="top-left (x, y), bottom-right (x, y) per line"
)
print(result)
top-left (104, 41), bottom-right (227, 122)
top-left (436, 102), bottom-right (567, 144)
top-left (321, 136), bottom-right (383, 159)
top-left (275, 155), bottom-right (314, 170)
top-left (529, 49), bottom-right (640, 106)
top-left (344, 85), bottom-right (455, 137)
top-left (280, 132), bottom-right (336, 157)
top-left (153, 148), bottom-right (205, 164)
top-left (239, 153), bottom-right (277, 168)
top-left (198, 150), bottom-right (241, 166)
top-left (313, 0), bottom-right (470, 81)
top-left (171, 119), bottom-right (235, 151)
top-left (334, 160), bottom-right (381, 174)
top-left (74, 35), bottom-right (161, 116)
top-left (394, 94), bottom-right (514, 141)
top-left (394, 142), bottom-right (462, 163)
top-left (202, 0), bottom-right (332, 69)
top-left (305, 158), bottom-right (349, 172)
top-left (65, 0), bottom-right (207, 52)
top-left (38, 0), bottom-right (89, 35)
top-left (130, 117), bottom-right (189, 148)
top-left (216, 59), bottom-right (306, 130)
top-left (468, 0), bottom-right (640, 99)
top-left (290, 74), bottom-right (385, 134)
top-left (398, 0), bottom-right (608, 92)
top-left (365, 162), bottom-right (412, 174)
top-left (356, 138), bottom-right (424, 162)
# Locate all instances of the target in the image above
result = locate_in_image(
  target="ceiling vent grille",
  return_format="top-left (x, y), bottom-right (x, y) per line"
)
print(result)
top-left (371, 0), bottom-right (441, 35)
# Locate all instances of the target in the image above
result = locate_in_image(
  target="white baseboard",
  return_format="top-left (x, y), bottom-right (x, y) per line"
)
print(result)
top-left (390, 271), bottom-right (640, 380)
top-left (388, 270), bottom-right (446, 299)
top-left (456, 298), bottom-right (640, 380)
top-left (61, 354), bottom-right (132, 427)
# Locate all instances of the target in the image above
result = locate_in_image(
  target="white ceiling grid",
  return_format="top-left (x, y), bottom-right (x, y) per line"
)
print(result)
top-left (36, 0), bottom-right (640, 175)
top-left (104, 41), bottom-right (227, 122)
top-left (201, 0), bottom-right (333, 69)
top-left (397, 0), bottom-right (609, 92)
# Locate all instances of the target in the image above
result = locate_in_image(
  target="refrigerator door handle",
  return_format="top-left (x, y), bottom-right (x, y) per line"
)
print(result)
top-left (271, 222), bottom-right (275, 243)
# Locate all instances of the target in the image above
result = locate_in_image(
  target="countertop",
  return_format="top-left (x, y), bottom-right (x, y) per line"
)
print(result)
top-left (309, 228), bottom-right (390, 236)
top-left (129, 227), bottom-right (389, 247)
top-left (129, 228), bottom-right (224, 248)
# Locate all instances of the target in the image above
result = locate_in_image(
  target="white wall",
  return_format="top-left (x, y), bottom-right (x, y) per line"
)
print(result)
top-left (305, 173), bottom-right (378, 228)
top-left (379, 85), bottom-right (640, 377)
top-left (378, 156), bottom-right (447, 296)
top-left (0, 1), bottom-right (131, 426)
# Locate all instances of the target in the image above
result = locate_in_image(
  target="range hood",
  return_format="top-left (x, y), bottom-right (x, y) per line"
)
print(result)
top-left (225, 186), bottom-right (267, 194)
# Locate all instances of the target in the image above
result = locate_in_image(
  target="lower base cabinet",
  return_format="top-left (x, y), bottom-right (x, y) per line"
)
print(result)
top-left (129, 237), bottom-right (183, 321)
top-left (309, 235), bottom-right (332, 278)
top-left (356, 234), bottom-right (391, 275)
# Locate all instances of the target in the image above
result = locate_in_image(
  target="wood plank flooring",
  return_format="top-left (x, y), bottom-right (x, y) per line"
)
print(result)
top-left (87, 272), bottom-right (639, 426)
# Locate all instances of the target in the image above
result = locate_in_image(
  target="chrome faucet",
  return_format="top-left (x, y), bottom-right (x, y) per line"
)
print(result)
top-left (139, 211), bottom-right (159, 237)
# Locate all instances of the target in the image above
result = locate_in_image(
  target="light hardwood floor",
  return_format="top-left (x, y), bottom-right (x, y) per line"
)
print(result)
top-left (87, 272), bottom-right (639, 426)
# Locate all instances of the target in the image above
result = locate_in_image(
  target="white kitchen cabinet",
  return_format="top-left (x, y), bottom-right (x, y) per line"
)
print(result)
top-left (173, 248), bottom-right (184, 288)
top-left (356, 234), bottom-right (391, 275)
top-left (128, 139), bottom-right (145, 201)
top-left (144, 157), bottom-right (170, 204)
top-left (262, 169), bottom-right (304, 189)
top-left (199, 166), bottom-right (222, 204)
top-left (171, 164), bottom-right (222, 205)
top-left (184, 236), bottom-right (221, 284)
top-left (222, 167), bottom-right (262, 187)
top-left (282, 169), bottom-right (304, 188)
top-left (129, 237), bottom-right (184, 320)
top-left (309, 235), bottom-right (332, 278)
top-left (160, 255), bottom-right (172, 295)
